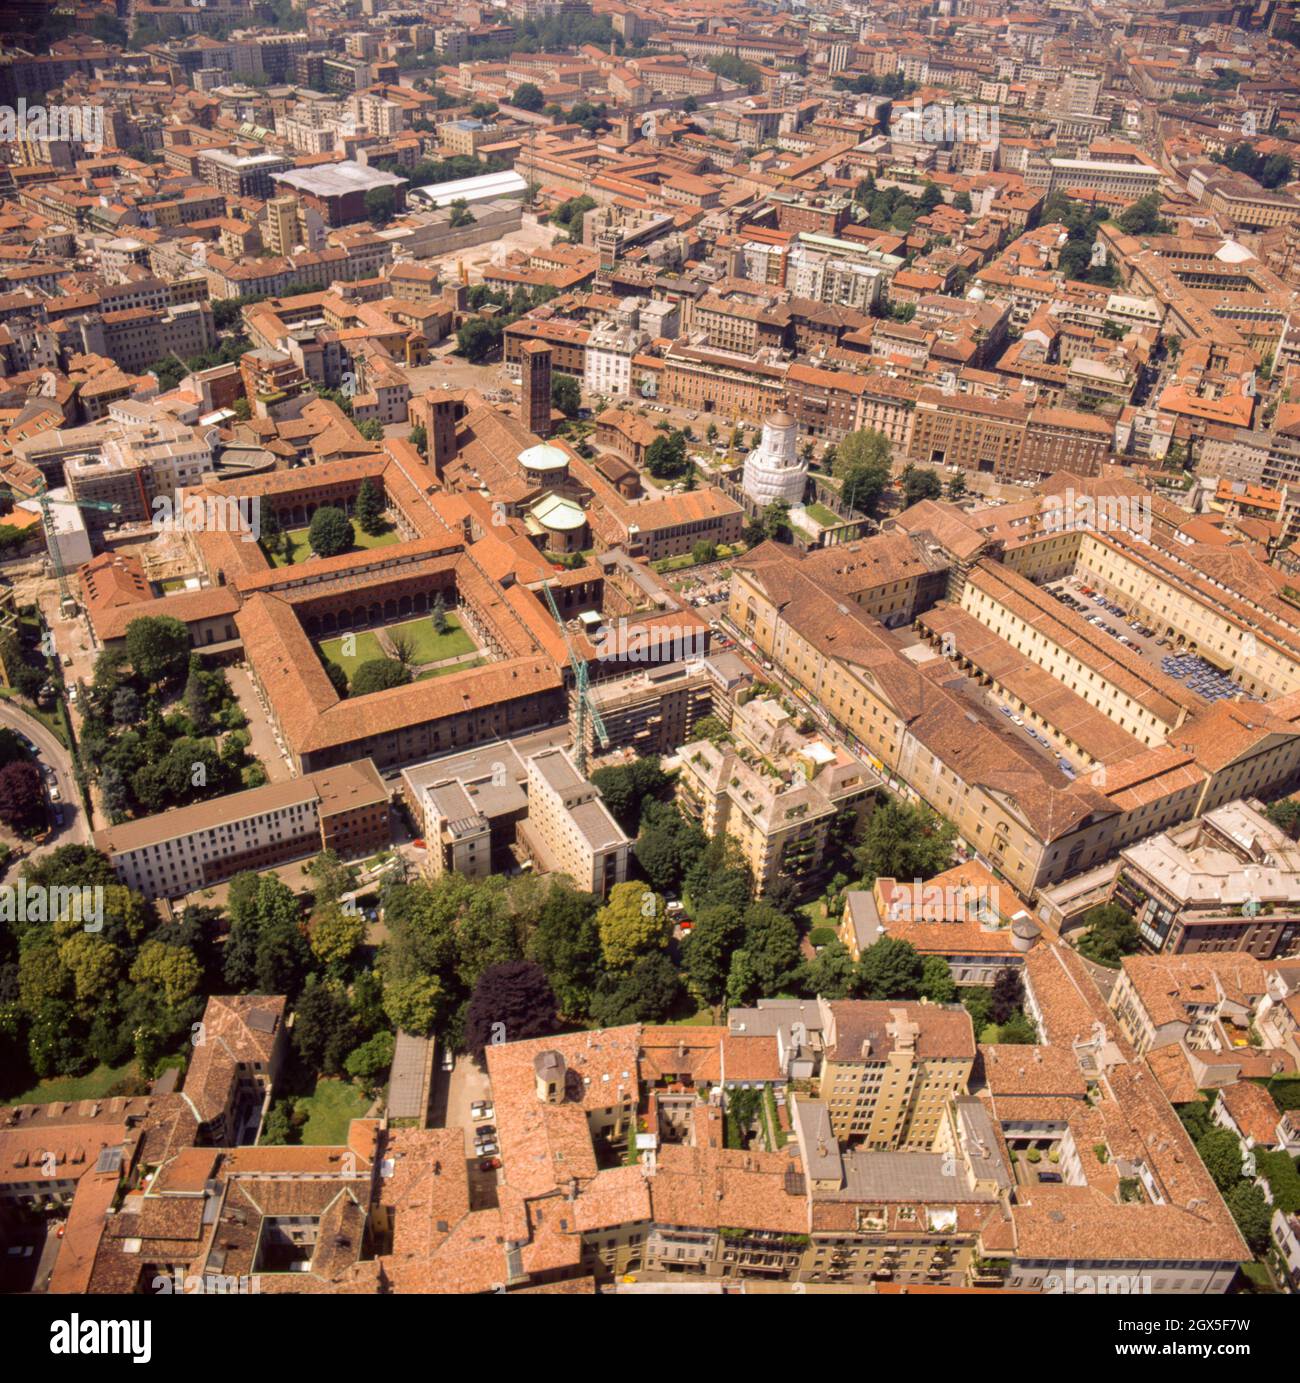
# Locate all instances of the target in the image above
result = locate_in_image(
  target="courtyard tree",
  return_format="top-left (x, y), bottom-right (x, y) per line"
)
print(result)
top-left (308, 505), bottom-right (354, 558)
top-left (124, 615), bottom-right (192, 687)
top-left (351, 658), bottom-right (410, 695)
top-left (355, 477), bottom-right (384, 535)
top-left (551, 374), bottom-right (581, 418)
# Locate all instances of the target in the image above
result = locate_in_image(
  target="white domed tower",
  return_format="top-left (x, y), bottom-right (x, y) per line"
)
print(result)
top-left (742, 411), bottom-right (807, 507)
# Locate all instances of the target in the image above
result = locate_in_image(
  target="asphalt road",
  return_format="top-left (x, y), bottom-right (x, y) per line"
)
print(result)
top-left (0, 699), bottom-right (88, 854)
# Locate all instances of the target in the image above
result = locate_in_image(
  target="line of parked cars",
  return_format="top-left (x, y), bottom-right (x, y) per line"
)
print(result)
top-left (472, 1102), bottom-right (498, 1166)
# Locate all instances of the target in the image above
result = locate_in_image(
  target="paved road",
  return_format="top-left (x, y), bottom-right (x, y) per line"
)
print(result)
top-left (0, 698), bottom-right (88, 853)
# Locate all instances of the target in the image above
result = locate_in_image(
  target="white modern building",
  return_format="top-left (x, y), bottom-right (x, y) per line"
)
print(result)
top-left (584, 318), bottom-right (645, 399)
top-left (742, 411), bottom-right (808, 506)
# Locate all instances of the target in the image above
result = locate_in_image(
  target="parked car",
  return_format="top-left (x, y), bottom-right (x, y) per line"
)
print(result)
top-left (441, 1048), bottom-right (455, 1072)
top-left (475, 1140), bottom-right (499, 1157)
top-left (479, 1157), bottom-right (501, 1172)
top-left (475, 1124), bottom-right (496, 1138)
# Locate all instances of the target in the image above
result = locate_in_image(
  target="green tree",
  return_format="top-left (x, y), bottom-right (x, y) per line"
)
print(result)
top-left (382, 973), bottom-right (445, 1035)
top-left (590, 757), bottom-right (670, 832)
top-left (551, 373), bottom-right (581, 418)
top-left (308, 904), bottom-right (365, 968)
top-left (804, 937), bottom-right (857, 999)
top-left (351, 659), bottom-right (411, 695)
top-left (590, 951), bottom-right (681, 1025)
top-left (364, 186), bottom-right (396, 224)
top-left (854, 798), bottom-right (956, 884)
top-left (124, 615), bottom-right (191, 686)
top-left (513, 81), bottom-right (545, 112)
top-left (292, 980), bottom-right (357, 1073)
top-left (56, 932), bottom-right (122, 1012)
top-left (900, 464), bottom-right (943, 507)
top-left (130, 940), bottom-right (201, 1010)
top-left (644, 430), bottom-right (689, 480)
top-left (738, 901), bottom-right (800, 996)
top-left (597, 881), bottom-right (671, 969)
top-left (526, 880), bottom-right (602, 1018)
top-left (431, 592), bottom-right (448, 635)
top-left (1226, 1181), bottom-right (1272, 1254)
top-left (355, 477), bottom-right (384, 535)
top-left (308, 505), bottom-right (353, 558)
top-left (761, 500), bottom-right (791, 541)
top-left (1196, 1127), bottom-right (1244, 1192)
top-left (1265, 798), bottom-right (1300, 840)
top-left (919, 954), bottom-right (956, 1003)
top-left (707, 53), bottom-right (762, 91)
top-left (858, 934), bottom-right (924, 998)
top-left (633, 801), bottom-right (706, 894)
top-left (345, 1029), bottom-right (395, 1086)
top-left (1076, 903), bottom-right (1141, 967)
top-left (1116, 191), bottom-right (1172, 235)
top-left (456, 317), bottom-right (501, 363)
top-left (683, 904), bottom-right (744, 1006)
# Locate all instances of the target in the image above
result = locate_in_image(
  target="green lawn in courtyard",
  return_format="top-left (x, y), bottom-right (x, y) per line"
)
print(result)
top-left (417, 655), bottom-right (486, 680)
top-left (4, 1059), bottom-right (138, 1106)
top-left (389, 613), bottom-right (476, 664)
top-left (296, 1079), bottom-right (371, 1144)
top-left (266, 522), bottom-right (402, 567)
top-left (318, 630), bottom-right (385, 680)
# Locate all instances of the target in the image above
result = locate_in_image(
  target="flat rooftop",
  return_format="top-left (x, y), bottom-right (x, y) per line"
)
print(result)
top-left (273, 160), bottom-right (408, 198)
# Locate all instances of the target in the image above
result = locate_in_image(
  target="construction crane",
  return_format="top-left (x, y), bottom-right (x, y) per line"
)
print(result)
top-left (541, 581), bottom-right (609, 776)
top-left (1, 472), bottom-right (121, 613)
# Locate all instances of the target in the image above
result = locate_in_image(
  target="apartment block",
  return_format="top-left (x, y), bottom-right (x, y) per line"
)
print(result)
top-left (94, 759), bottom-right (390, 898)
top-left (521, 747), bottom-right (630, 896)
top-left (818, 1001), bottom-right (976, 1148)
top-left (674, 696), bottom-right (878, 894)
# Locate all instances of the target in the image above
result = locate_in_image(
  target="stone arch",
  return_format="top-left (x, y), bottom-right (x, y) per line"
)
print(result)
top-left (353, 606), bottom-right (367, 629)
top-left (304, 615), bottom-right (320, 636)
top-left (384, 599), bottom-right (397, 620)
top-left (398, 594), bottom-right (413, 617)
top-left (322, 611), bottom-right (337, 633)
top-left (413, 592), bottom-right (428, 614)
top-left (368, 603), bottom-right (381, 623)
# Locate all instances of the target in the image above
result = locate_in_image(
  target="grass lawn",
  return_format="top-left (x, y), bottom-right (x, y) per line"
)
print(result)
top-left (417, 655), bottom-right (486, 680)
top-left (267, 522), bottom-right (402, 568)
top-left (389, 613), bottom-right (476, 664)
top-left (668, 1006), bottom-right (717, 1026)
top-left (4, 1059), bottom-right (138, 1106)
top-left (803, 502), bottom-right (840, 527)
top-left (297, 1079), bottom-right (370, 1144)
top-left (318, 630), bottom-right (385, 681)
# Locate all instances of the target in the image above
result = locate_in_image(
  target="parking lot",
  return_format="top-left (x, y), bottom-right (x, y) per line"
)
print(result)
top-left (1047, 576), bottom-right (1252, 706)
top-left (966, 674), bottom-right (1082, 779)
top-left (430, 1053), bottom-right (500, 1209)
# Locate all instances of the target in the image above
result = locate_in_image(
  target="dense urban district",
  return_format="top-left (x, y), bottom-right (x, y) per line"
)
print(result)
top-left (0, 0), bottom-right (1297, 1307)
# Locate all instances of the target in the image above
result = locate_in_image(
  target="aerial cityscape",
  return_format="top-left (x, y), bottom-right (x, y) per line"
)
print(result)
top-left (0, 0), bottom-right (1298, 1315)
